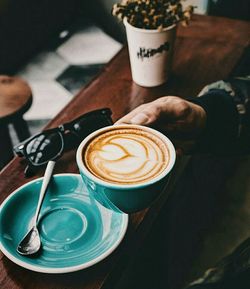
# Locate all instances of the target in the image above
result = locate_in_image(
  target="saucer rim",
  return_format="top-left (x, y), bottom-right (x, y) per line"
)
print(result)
top-left (0, 173), bottom-right (128, 273)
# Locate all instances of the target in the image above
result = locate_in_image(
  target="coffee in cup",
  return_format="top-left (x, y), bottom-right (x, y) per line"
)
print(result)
top-left (77, 125), bottom-right (175, 213)
top-left (83, 126), bottom-right (170, 185)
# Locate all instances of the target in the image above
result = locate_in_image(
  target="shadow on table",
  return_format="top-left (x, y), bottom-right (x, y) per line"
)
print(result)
top-left (116, 154), bottom-right (249, 289)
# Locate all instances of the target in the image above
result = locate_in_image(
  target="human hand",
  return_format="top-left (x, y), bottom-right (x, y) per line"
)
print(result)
top-left (116, 96), bottom-right (206, 154)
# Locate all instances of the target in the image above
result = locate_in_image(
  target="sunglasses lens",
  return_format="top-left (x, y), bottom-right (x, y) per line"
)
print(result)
top-left (15, 109), bottom-right (113, 170)
top-left (25, 132), bottom-right (63, 165)
top-left (73, 114), bottom-right (113, 138)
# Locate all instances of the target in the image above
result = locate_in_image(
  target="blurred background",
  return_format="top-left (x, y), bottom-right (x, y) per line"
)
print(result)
top-left (0, 0), bottom-right (249, 138)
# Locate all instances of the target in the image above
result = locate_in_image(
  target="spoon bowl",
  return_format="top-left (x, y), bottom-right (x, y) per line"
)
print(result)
top-left (17, 226), bottom-right (41, 255)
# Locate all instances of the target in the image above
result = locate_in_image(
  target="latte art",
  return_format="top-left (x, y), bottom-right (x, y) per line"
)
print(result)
top-left (83, 127), bottom-right (170, 184)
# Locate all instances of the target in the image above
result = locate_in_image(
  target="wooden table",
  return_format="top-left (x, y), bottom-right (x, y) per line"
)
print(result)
top-left (0, 15), bottom-right (249, 289)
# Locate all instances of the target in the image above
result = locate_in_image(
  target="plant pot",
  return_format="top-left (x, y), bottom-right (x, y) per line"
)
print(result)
top-left (124, 18), bottom-right (176, 87)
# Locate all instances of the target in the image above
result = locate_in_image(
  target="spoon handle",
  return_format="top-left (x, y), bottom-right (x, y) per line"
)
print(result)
top-left (34, 160), bottom-right (56, 224)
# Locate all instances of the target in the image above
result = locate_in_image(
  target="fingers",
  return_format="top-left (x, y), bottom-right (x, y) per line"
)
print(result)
top-left (115, 102), bottom-right (161, 125)
top-left (116, 96), bottom-right (183, 125)
top-left (115, 105), bottom-right (146, 125)
top-left (128, 112), bottom-right (150, 125)
top-left (117, 110), bottom-right (150, 125)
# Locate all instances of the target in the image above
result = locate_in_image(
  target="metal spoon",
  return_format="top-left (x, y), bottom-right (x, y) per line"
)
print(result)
top-left (17, 160), bottom-right (56, 256)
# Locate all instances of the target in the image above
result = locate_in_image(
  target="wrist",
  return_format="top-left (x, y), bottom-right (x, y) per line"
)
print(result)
top-left (191, 102), bottom-right (207, 136)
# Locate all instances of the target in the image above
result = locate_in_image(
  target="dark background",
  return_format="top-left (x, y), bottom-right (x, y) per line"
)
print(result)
top-left (0, 0), bottom-right (249, 74)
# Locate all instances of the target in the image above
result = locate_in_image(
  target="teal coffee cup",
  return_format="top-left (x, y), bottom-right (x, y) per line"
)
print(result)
top-left (76, 124), bottom-right (176, 213)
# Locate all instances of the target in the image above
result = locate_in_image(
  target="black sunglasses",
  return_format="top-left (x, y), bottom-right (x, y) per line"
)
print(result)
top-left (14, 108), bottom-right (113, 174)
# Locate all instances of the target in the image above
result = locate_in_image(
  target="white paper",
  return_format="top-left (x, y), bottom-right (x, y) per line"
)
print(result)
top-left (24, 81), bottom-right (72, 120)
top-left (57, 26), bottom-right (122, 65)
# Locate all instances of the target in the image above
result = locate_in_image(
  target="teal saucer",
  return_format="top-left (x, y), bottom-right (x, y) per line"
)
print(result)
top-left (0, 174), bottom-right (128, 273)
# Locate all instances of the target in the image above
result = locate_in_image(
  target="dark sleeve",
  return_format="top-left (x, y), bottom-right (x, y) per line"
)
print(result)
top-left (189, 89), bottom-right (250, 154)
top-left (184, 237), bottom-right (250, 289)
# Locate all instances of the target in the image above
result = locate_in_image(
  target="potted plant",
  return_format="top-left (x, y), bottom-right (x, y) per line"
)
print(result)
top-left (112, 0), bottom-right (194, 87)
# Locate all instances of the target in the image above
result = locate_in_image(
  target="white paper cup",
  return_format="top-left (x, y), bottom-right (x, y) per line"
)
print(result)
top-left (124, 18), bottom-right (176, 87)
